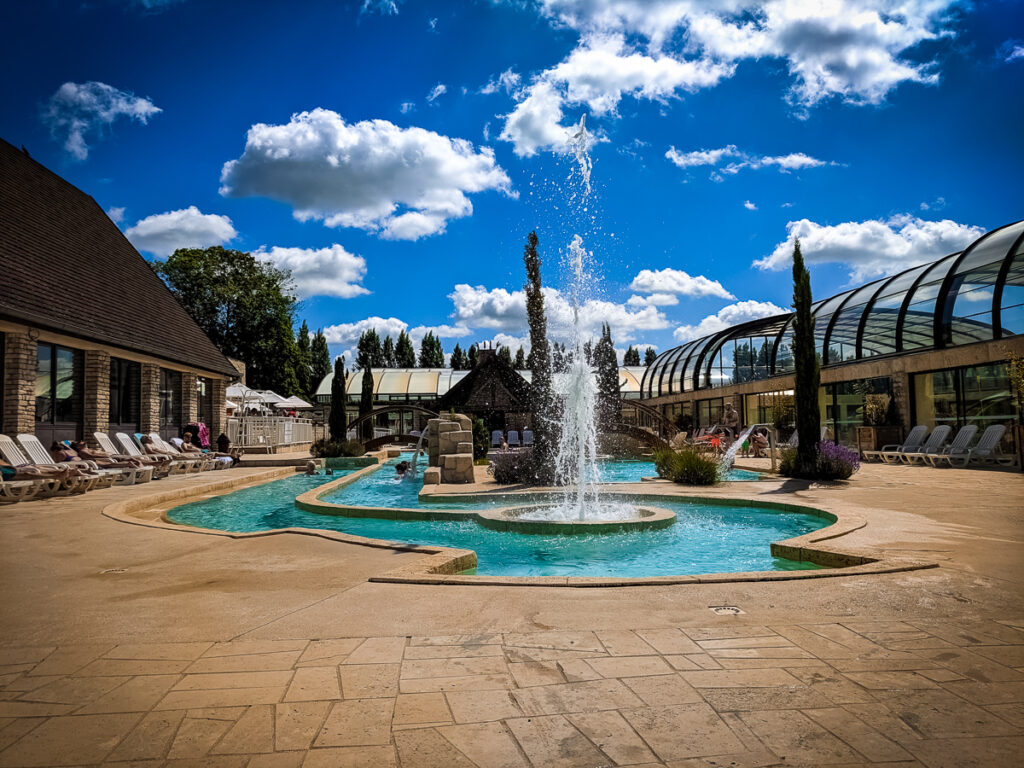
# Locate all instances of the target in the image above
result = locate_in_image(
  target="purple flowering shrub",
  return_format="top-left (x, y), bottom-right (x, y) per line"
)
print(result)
top-left (487, 448), bottom-right (534, 484)
top-left (779, 441), bottom-right (860, 480)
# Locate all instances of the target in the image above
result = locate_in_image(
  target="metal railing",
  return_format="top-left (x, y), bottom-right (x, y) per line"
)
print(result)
top-left (227, 417), bottom-right (314, 452)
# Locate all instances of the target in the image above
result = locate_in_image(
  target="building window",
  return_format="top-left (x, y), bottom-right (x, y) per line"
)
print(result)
top-left (35, 343), bottom-right (83, 442)
top-left (823, 377), bottom-right (893, 445)
top-left (197, 376), bottom-right (213, 426)
top-left (109, 358), bottom-right (140, 428)
top-left (913, 363), bottom-right (1016, 433)
top-left (159, 369), bottom-right (180, 428)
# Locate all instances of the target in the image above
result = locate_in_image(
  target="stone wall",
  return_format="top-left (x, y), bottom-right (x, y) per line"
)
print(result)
top-left (424, 413), bottom-right (474, 484)
top-left (1, 330), bottom-right (36, 437)
top-left (139, 363), bottom-right (161, 434)
top-left (83, 350), bottom-right (111, 439)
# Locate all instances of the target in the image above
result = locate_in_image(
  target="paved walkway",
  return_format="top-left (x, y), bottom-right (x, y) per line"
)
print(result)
top-left (0, 464), bottom-right (1022, 766)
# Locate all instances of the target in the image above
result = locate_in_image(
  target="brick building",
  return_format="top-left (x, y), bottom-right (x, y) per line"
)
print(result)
top-left (0, 139), bottom-right (238, 447)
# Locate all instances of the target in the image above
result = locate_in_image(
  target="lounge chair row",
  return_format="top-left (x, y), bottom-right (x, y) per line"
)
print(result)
top-left (862, 424), bottom-right (1016, 467)
top-left (491, 430), bottom-right (534, 448)
top-left (0, 431), bottom-right (234, 503)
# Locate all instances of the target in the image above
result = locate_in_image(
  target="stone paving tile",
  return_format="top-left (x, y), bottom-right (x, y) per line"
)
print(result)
top-left (0, 702), bottom-right (76, 718)
top-left (714, 657), bottom-right (829, 670)
top-left (173, 671), bottom-right (294, 691)
top-left (802, 706), bottom-right (914, 762)
top-left (405, 644), bottom-right (504, 660)
top-left (75, 674), bottom-right (180, 715)
top-left (27, 645), bottom-right (113, 677)
top-left (16, 675), bottom-right (130, 706)
top-left (167, 715), bottom-right (234, 759)
top-left (697, 637), bottom-right (796, 651)
top-left (917, 647), bottom-right (1024, 682)
top-left (186, 651), bottom-right (304, 674)
top-left (840, 671), bottom-right (939, 689)
top-left (635, 629), bottom-right (702, 655)
top-left (106, 710), bottom-right (185, 761)
top-left (393, 727), bottom-right (476, 768)
top-left (908, 621), bottom-right (1013, 647)
top-left (568, 709), bottom-right (659, 765)
top-left (704, 645), bottom-right (814, 658)
top-left (739, 709), bottom-right (861, 765)
top-left (283, 667), bottom-right (341, 702)
top-left (680, 668), bottom-right (801, 688)
top-left (105, 643), bottom-right (213, 661)
top-left (437, 721), bottom-right (529, 768)
top-left (505, 714), bottom-right (610, 768)
top-left (340, 664), bottom-right (400, 699)
top-left (586, 655), bottom-right (675, 679)
top-left (916, 667), bottom-right (968, 682)
top-left (401, 656), bottom-right (509, 679)
top-left (508, 661), bottom-right (565, 688)
top-left (0, 712), bottom-right (141, 766)
top-left (164, 755), bottom-right (250, 767)
top-left (502, 632), bottom-right (604, 653)
top-left (511, 679), bottom-right (644, 716)
top-left (986, 702), bottom-right (1024, 728)
top-left (904, 735), bottom-right (1024, 768)
top-left (1, 675), bottom-right (62, 693)
top-left (698, 685), bottom-right (834, 712)
top-left (300, 744), bottom-right (397, 767)
top-left (392, 692), bottom-right (451, 726)
top-left (343, 637), bottom-right (406, 665)
top-left (966, 644), bottom-right (1024, 667)
top-left (210, 704), bottom-right (275, 754)
top-left (154, 686), bottom-right (286, 711)
top-left (663, 749), bottom-right (783, 767)
top-left (503, 647), bottom-right (604, 663)
top-left (596, 630), bottom-right (659, 657)
top-left (203, 640), bottom-right (308, 658)
top-left (682, 654), bottom-right (724, 670)
top-left (680, 626), bottom-right (777, 642)
top-left (556, 659), bottom-right (603, 682)
top-left (622, 674), bottom-right (703, 707)
top-left (399, 673), bottom-right (514, 694)
top-left (0, 718), bottom-right (46, 753)
top-left (248, 752), bottom-right (304, 768)
top-left (445, 689), bottom-right (523, 723)
top-left (74, 658), bottom-right (192, 676)
top-left (0, 650), bottom-right (55, 668)
top-left (662, 655), bottom-right (702, 671)
top-left (410, 634), bottom-right (503, 647)
top-left (871, 688), bottom-right (1021, 738)
top-left (785, 668), bottom-right (874, 704)
top-left (275, 701), bottom-right (331, 752)
top-left (621, 703), bottom-right (745, 762)
top-left (841, 702), bottom-right (924, 746)
top-left (295, 639), bottom-right (363, 667)
top-left (313, 698), bottom-right (394, 747)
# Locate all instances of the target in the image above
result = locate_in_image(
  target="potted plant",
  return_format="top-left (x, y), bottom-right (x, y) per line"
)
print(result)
top-left (854, 384), bottom-right (901, 456)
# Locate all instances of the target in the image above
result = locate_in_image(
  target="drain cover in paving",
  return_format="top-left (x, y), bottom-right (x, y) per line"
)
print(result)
top-left (709, 605), bottom-right (744, 615)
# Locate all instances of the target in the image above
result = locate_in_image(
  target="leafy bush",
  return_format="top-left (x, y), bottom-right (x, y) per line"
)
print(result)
top-left (653, 447), bottom-right (719, 486)
top-left (780, 442), bottom-right (859, 480)
top-left (311, 438), bottom-right (366, 458)
top-left (472, 418), bottom-right (490, 460)
top-left (487, 448), bottom-right (534, 484)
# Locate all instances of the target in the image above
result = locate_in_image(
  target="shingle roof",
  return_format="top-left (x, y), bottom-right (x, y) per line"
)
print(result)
top-left (0, 138), bottom-right (238, 377)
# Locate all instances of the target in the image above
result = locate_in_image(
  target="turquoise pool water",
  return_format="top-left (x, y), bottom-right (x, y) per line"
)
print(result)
top-left (596, 458), bottom-right (762, 483)
top-left (167, 455), bottom-right (825, 578)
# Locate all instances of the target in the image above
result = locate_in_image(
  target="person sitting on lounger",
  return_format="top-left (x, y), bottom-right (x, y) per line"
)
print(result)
top-left (750, 428), bottom-right (770, 458)
top-left (49, 442), bottom-right (108, 472)
top-left (139, 435), bottom-right (176, 462)
top-left (1, 458), bottom-right (83, 481)
top-left (67, 441), bottom-right (146, 470)
top-left (180, 432), bottom-right (235, 465)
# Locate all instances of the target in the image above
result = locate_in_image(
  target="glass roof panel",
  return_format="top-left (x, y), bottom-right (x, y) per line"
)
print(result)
top-left (684, 334), bottom-right (720, 391)
top-left (377, 370), bottom-right (412, 395)
top-left (951, 222), bottom-right (1024, 277)
top-left (407, 370), bottom-right (439, 395)
top-left (825, 281), bottom-right (884, 364)
top-left (899, 253), bottom-right (960, 351)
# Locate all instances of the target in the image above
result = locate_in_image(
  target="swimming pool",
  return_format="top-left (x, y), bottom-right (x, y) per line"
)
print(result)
top-left (166, 456), bottom-right (825, 578)
top-left (596, 458), bottom-right (762, 483)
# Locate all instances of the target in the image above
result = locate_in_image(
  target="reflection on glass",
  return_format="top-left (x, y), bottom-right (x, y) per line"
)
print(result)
top-left (35, 343), bottom-right (52, 423)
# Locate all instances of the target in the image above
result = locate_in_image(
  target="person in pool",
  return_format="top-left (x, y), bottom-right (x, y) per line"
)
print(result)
top-left (395, 461), bottom-right (409, 478)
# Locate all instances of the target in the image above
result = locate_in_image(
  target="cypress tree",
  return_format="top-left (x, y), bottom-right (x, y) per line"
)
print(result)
top-left (450, 344), bottom-right (467, 370)
top-left (310, 329), bottom-right (331, 392)
top-left (328, 356), bottom-right (347, 440)
top-left (523, 230), bottom-right (557, 484)
top-left (356, 329), bottom-right (384, 370)
top-left (418, 332), bottom-right (444, 367)
top-left (295, 321), bottom-right (312, 398)
top-left (513, 346), bottom-right (526, 369)
top-left (498, 345), bottom-right (513, 366)
top-left (791, 238), bottom-right (821, 477)
top-left (381, 336), bottom-right (396, 368)
top-left (395, 331), bottom-right (416, 367)
top-left (467, 344), bottom-right (478, 368)
top-left (644, 347), bottom-right (657, 366)
top-left (623, 345), bottom-right (640, 366)
top-left (595, 323), bottom-right (620, 429)
top-left (359, 363), bottom-right (374, 440)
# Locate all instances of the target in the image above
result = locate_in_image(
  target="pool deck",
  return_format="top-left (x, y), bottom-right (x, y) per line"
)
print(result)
top-left (0, 462), bottom-right (1022, 766)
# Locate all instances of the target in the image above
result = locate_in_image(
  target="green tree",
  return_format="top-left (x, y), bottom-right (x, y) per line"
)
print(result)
top-left (310, 329), bottom-right (331, 393)
top-left (644, 347), bottom-right (657, 366)
top-left (467, 344), bottom-right (478, 368)
top-left (552, 342), bottom-right (566, 373)
top-left (295, 320), bottom-right (312, 398)
top-left (450, 344), bottom-right (468, 370)
top-left (513, 346), bottom-right (526, 369)
top-left (418, 332), bottom-right (445, 367)
top-left (595, 323), bottom-right (620, 428)
top-left (523, 231), bottom-right (557, 484)
top-left (395, 331), bottom-right (416, 368)
top-left (328, 356), bottom-right (347, 440)
top-left (359, 363), bottom-right (374, 440)
top-left (355, 329), bottom-right (384, 370)
top-left (792, 239), bottom-right (821, 477)
top-left (622, 345), bottom-right (640, 366)
top-left (153, 246), bottom-right (300, 393)
top-left (382, 336), bottom-right (396, 368)
top-left (498, 345), bottom-right (513, 366)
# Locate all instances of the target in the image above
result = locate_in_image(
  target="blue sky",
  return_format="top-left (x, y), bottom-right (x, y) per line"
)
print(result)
top-left (2, 0), bottom-right (1022, 363)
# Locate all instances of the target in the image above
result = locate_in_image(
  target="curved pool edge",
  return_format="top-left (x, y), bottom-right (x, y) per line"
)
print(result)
top-left (104, 451), bottom-right (938, 588)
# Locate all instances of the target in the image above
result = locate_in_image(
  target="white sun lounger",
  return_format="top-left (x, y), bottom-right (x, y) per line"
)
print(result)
top-left (88, 433), bottom-right (156, 482)
top-left (0, 435), bottom-right (92, 495)
top-left (863, 425), bottom-right (928, 463)
top-left (151, 434), bottom-right (209, 471)
top-left (116, 433), bottom-right (188, 475)
top-left (921, 425), bottom-right (978, 467)
top-left (18, 434), bottom-right (129, 487)
top-left (934, 424), bottom-right (1013, 468)
top-left (899, 424), bottom-right (951, 465)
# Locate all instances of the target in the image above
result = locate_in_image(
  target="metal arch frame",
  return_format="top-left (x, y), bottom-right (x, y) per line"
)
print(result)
top-left (819, 288), bottom-right (861, 366)
top-left (693, 315), bottom-right (791, 392)
top-left (821, 278), bottom-right (885, 366)
top-left (992, 228), bottom-right (1024, 339)
top-left (641, 349), bottom-right (672, 399)
top-left (854, 273), bottom-right (902, 360)
top-left (858, 262), bottom-right (931, 360)
top-left (896, 253), bottom-right (957, 353)
top-left (770, 316), bottom-right (795, 374)
top-left (934, 221), bottom-right (1021, 348)
top-left (659, 344), bottom-right (689, 396)
top-left (683, 334), bottom-right (718, 392)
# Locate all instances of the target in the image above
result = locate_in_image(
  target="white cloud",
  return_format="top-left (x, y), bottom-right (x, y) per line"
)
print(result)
top-left (399, 101), bottom-right (415, 114)
top-left (106, 206), bottom-right (125, 223)
top-left (322, 316), bottom-right (408, 360)
top-left (755, 215), bottom-right (985, 281)
top-left (253, 244), bottom-right (368, 299)
top-left (427, 83), bottom-right (447, 102)
top-left (674, 300), bottom-right (789, 342)
top-left (666, 144), bottom-right (830, 179)
top-left (42, 81), bottom-right (161, 160)
top-left (220, 109), bottom-right (513, 240)
top-left (480, 68), bottom-right (522, 95)
top-left (448, 283), bottom-right (669, 343)
top-left (920, 196), bottom-right (946, 211)
top-left (744, 200), bottom-right (757, 211)
top-left (531, 1), bottom-right (956, 108)
top-left (1000, 40), bottom-right (1024, 62)
top-left (428, 17), bottom-right (438, 31)
top-left (124, 206), bottom-right (236, 258)
top-left (408, 324), bottom-right (472, 342)
top-left (361, 0), bottom-right (400, 15)
top-left (499, 80), bottom-right (573, 157)
top-left (629, 268), bottom-right (734, 300)
top-left (627, 293), bottom-right (678, 308)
